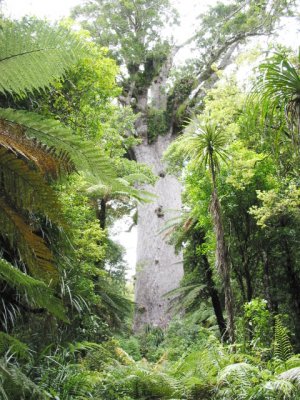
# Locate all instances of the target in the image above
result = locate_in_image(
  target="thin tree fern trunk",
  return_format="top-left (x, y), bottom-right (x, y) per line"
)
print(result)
top-left (203, 254), bottom-right (228, 339)
top-left (210, 188), bottom-right (235, 343)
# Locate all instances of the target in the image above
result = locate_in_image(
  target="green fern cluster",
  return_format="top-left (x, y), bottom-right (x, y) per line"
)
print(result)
top-left (96, 363), bottom-right (183, 399)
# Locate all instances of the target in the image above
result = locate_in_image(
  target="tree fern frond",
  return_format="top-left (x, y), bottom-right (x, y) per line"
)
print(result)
top-left (97, 287), bottom-right (132, 324)
top-left (0, 333), bottom-right (29, 359)
top-left (0, 118), bottom-right (74, 178)
top-left (0, 357), bottom-right (46, 399)
top-left (0, 197), bottom-right (58, 282)
top-left (0, 148), bottom-right (65, 225)
top-left (263, 378), bottom-right (296, 398)
top-left (278, 367), bottom-right (300, 387)
top-left (0, 23), bottom-right (86, 97)
top-left (165, 284), bottom-right (206, 314)
top-left (0, 108), bottom-right (116, 181)
top-left (166, 284), bottom-right (205, 297)
top-left (0, 258), bottom-right (67, 321)
top-left (217, 362), bottom-right (259, 385)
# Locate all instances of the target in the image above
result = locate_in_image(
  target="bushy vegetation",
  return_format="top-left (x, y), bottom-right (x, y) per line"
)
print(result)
top-left (0, 0), bottom-right (300, 398)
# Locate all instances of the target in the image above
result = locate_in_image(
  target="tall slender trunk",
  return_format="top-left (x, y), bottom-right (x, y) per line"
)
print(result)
top-left (232, 260), bottom-right (246, 303)
top-left (262, 250), bottom-right (278, 313)
top-left (244, 261), bottom-right (253, 302)
top-left (281, 238), bottom-right (300, 344)
top-left (96, 198), bottom-right (107, 230)
top-left (210, 187), bottom-right (235, 343)
top-left (203, 254), bottom-right (227, 340)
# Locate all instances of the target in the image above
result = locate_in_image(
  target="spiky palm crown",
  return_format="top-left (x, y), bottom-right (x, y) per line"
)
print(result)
top-left (256, 53), bottom-right (300, 147)
top-left (172, 118), bottom-right (229, 178)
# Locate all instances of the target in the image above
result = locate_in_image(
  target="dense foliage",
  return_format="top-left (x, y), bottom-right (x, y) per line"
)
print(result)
top-left (0, 0), bottom-right (300, 398)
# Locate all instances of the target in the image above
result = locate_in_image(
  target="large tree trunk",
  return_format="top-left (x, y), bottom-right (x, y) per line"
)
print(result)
top-left (131, 49), bottom-right (184, 331)
top-left (133, 134), bottom-right (184, 331)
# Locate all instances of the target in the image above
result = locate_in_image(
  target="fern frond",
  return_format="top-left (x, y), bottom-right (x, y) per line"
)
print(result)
top-left (0, 148), bottom-right (65, 225)
top-left (68, 341), bottom-right (104, 353)
top-left (166, 284), bottom-right (206, 313)
top-left (0, 357), bottom-right (46, 399)
top-left (0, 197), bottom-right (58, 281)
top-left (0, 108), bottom-right (116, 181)
top-left (0, 23), bottom-right (86, 96)
top-left (96, 284), bottom-right (132, 324)
top-left (217, 362), bottom-right (259, 385)
top-left (262, 378), bottom-right (296, 397)
top-left (0, 258), bottom-right (67, 321)
top-left (274, 316), bottom-right (293, 362)
top-left (101, 363), bottom-right (183, 399)
top-left (0, 118), bottom-right (74, 178)
top-left (278, 367), bottom-right (300, 387)
top-left (0, 333), bottom-right (29, 359)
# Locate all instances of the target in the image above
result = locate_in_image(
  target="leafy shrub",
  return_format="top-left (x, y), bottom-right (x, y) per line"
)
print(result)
top-left (237, 298), bottom-right (272, 356)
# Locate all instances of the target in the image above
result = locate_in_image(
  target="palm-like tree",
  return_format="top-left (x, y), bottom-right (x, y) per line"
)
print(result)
top-left (255, 53), bottom-right (300, 147)
top-left (172, 119), bottom-right (235, 342)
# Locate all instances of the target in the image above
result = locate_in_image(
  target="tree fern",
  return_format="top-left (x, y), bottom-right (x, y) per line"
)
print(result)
top-left (0, 22), bottom-right (86, 97)
top-left (0, 258), bottom-right (67, 321)
top-left (0, 18), bottom-right (149, 337)
top-left (0, 107), bottom-right (116, 182)
top-left (0, 148), bottom-right (65, 224)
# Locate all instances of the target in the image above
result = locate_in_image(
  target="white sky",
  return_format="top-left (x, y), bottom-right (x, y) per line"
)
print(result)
top-left (2, 0), bottom-right (82, 20)
top-left (2, 0), bottom-right (210, 20)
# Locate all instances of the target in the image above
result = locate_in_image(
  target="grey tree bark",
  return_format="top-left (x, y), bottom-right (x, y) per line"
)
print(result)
top-left (132, 49), bottom-right (184, 331)
top-left (134, 135), bottom-right (183, 330)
